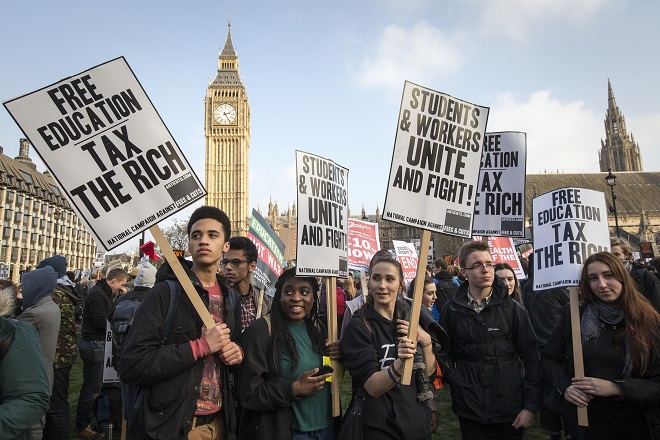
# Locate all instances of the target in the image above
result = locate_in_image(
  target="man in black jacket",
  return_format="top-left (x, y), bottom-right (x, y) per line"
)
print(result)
top-left (439, 241), bottom-right (540, 440)
top-left (611, 238), bottom-right (660, 311)
top-left (432, 258), bottom-right (459, 313)
top-left (119, 206), bottom-right (243, 440)
top-left (76, 267), bottom-right (129, 439)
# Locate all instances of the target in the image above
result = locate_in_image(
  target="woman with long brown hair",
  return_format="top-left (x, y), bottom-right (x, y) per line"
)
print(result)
top-left (541, 252), bottom-right (660, 439)
top-left (494, 263), bottom-right (522, 304)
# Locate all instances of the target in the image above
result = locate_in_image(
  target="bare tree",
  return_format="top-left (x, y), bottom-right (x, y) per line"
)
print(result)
top-left (159, 218), bottom-right (189, 256)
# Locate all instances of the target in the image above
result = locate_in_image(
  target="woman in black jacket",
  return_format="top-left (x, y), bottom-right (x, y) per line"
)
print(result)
top-left (341, 254), bottom-right (439, 440)
top-left (235, 268), bottom-right (340, 440)
top-left (541, 252), bottom-right (660, 439)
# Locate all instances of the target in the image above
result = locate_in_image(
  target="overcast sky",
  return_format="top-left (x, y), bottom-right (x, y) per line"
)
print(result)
top-left (1, 0), bottom-right (658, 253)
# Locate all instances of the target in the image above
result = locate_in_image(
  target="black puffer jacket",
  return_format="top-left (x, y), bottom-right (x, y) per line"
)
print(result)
top-left (439, 279), bottom-right (541, 423)
top-left (119, 259), bottom-right (241, 440)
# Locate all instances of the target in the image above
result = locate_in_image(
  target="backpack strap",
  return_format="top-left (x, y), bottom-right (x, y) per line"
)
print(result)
top-left (162, 280), bottom-right (181, 346)
top-left (262, 315), bottom-right (272, 335)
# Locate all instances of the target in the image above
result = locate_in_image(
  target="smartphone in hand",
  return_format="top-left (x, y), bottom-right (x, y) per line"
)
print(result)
top-left (312, 365), bottom-right (334, 377)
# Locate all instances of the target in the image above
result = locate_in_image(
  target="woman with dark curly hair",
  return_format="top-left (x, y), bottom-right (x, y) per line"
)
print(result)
top-left (541, 252), bottom-right (660, 439)
top-left (235, 268), bottom-right (340, 440)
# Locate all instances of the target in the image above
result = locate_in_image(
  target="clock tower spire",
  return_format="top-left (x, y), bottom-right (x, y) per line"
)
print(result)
top-left (205, 20), bottom-right (251, 236)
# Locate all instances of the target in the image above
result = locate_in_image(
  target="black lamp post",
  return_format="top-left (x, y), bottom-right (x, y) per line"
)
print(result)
top-left (53, 208), bottom-right (62, 253)
top-left (605, 169), bottom-right (619, 238)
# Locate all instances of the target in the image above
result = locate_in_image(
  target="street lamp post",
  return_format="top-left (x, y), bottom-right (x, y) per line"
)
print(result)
top-left (605, 169), bottom-right (620, 238)
top-left (53, 208), bottom-right (62, 253)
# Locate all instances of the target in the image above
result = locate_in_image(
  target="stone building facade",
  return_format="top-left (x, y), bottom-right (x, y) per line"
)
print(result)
top-left (0, 139), bottom-right (96, 281)
top-left (599, 79), bottom-right (643, 172)
top-left (204, 21), bottom-right (251, 236)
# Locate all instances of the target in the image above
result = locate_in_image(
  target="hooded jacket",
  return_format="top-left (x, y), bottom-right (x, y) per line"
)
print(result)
top-left (439, 278), bottom-right (541, 424)
top-left (119, 259), bottom-right (241, 440)
top-left (341, 299), bottom-right (446, 440)
top-left (0, 280), bottom-right (51, 439)
top-left (17, 266), bottom-right (61, 390)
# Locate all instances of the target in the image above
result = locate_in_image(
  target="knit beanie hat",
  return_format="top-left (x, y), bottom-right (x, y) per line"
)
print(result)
top-left (134, 261), bottom-right (157, 288)
top-left (37, 255), bottom-right (67, 278)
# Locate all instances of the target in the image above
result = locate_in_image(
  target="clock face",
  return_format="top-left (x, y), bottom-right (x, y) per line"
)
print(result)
top-left (213, 103), bottom-right (237, 124)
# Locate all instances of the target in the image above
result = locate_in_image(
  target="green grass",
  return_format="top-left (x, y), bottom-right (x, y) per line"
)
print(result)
top-left (68, 354), bottom-right (549, 440)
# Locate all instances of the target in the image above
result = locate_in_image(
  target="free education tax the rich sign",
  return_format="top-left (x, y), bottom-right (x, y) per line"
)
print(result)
top-left (3, 57), bottom-right (205, 251)
top-left (383, 81), bottom-right (489, 238)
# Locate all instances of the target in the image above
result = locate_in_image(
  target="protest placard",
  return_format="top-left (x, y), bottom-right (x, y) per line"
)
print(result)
top-left (3, 57), bottom-right (205, 251)
top-left (411, 238), bottom-right (434, 264)
top-left (247, 209), bottom-right (285, 297)
top-left (475, 236), bottom-right (525, 279)
top-left (0, 264), bottom-right (8, 280)
top-left (473, 132), bottom-right (526, 237)
top-left (640, 242), bottom-right (655, 259)
top-left (347, 219), bottom-right (380, 271)
top-left (392, 240), bottom-right (418, 288)
top-left (295, 151), bottom-right (349, 277)
top-left (532, 188), bottom-right (609, 290)
top-left (533, 187), bottom-right (609, 427)
top-left (383, 81), bottom-right (489, 238)
top-left (103, 321), bottom-right (119, 384)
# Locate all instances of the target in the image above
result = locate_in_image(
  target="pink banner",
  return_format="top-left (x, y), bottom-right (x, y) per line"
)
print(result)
top-left (347, 219), bottom-right (380, 271)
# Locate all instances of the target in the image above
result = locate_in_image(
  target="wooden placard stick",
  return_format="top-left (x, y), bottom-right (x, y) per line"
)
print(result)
top-left (401, 229), bottom-right (431, 385)
top-left (150, 225), bottom-right (215, 329)
top-left (325, 277), bottom-right (341, 416)
top-left (256, 288), bottom-right (264, 318)
top-left (569, 286), bottom-right (589, 426)
top-left (360, 271), bottom-right (369, 298)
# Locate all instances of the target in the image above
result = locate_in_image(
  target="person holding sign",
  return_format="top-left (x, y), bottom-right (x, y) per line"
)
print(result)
top-left (235, 267), bottom-right (341, 440)
top-left (439, 241), bottom-right (540, 440)
top-left (541, 252), bottom-right (660, 440)
top-left (341, 254), bottom-right (441, 440)
top-left (119, 206), bottom-right (244, 440)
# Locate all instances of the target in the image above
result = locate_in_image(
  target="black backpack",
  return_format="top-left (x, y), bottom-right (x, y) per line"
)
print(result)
top-left (118, 280), bottom-right (181, 431)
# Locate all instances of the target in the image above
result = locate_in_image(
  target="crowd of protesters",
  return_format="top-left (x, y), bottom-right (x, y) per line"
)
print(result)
top-left (1, 206), bottom-right (659, 440)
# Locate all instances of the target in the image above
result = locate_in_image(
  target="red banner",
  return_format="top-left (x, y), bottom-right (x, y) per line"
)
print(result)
top-left (347, 219), bottom-right (380, 271)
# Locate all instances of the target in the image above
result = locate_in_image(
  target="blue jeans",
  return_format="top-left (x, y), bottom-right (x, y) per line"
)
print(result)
top-left (75, 339), bottom-right (105, 432)
top-left (293, 424), bottom-right (335, 440)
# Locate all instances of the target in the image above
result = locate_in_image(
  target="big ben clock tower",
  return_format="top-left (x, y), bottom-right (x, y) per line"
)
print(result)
top-left (205, 20), bottom-right (250, 236)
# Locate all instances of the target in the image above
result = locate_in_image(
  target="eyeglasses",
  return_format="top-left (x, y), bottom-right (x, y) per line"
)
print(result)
top-left (220, 259), bottom-right (252, 268)
top-left (464, 263), bottom-right (495, 271)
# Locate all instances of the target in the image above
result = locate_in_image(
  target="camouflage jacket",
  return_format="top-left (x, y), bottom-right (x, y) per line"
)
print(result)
top-left (51, 284), bottom-right (80, 368)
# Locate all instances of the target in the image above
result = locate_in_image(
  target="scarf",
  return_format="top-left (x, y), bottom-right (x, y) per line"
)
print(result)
top-left (580, 299), bottom-right (633, 377)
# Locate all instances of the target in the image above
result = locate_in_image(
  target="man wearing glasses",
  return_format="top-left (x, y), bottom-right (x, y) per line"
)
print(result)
top-left (438, 240), bottom-right (540, 440)
top-left (223, 237), bottom-right (271, 331)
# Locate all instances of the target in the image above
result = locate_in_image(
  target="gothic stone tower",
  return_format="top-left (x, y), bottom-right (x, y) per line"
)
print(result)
top-left (599, 79), bottom-right (643, 172)
top-left (205, 21), bottom-right (251, 236)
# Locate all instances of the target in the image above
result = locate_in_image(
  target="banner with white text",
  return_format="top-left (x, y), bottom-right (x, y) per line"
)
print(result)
top-left (383, 81), bottom-right (489, 238)
top-left (295, 151), bottom-right (349, 277)
top-left (473, 132), bottom-right (526, 237)
top-left (347, 219), bottom-right (380, 271)
top-left (248, 209), bottom-right (285, 297)
top-left (3, 57), bottom-right (205, 251)
top-left (532, 188), bottom-right (609, 289)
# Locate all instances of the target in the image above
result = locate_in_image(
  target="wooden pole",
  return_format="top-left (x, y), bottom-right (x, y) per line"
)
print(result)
top-left (150, 225), bottom-right (215, 328)
top-left (401, 229), bottom-right (431, 385)
top-left (569, 286), bottom-right (589, 427)
top-left (325, 277), bottom-right (341, 416)
top-left (256, 288), bottom-right (264, 318)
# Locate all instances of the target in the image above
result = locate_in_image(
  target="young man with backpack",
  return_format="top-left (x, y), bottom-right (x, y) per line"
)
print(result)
top-left (438, 240), bottom-right (541, 440)
top-left (119, 206), bottom-right (243, 440)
